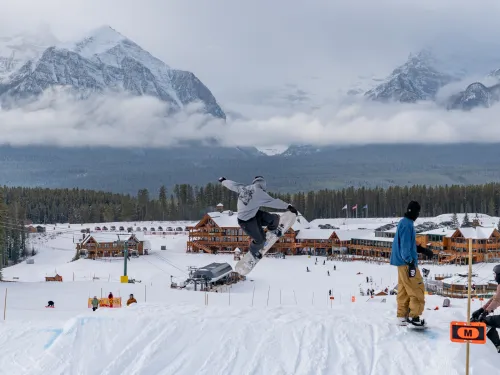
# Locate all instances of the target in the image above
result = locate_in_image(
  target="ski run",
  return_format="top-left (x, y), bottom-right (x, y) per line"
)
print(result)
top-left (1, 218), bottom-right (499, 375)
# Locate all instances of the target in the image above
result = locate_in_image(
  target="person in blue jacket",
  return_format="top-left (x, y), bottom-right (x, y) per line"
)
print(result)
top-left (390, 201), bottom-right (433, 327)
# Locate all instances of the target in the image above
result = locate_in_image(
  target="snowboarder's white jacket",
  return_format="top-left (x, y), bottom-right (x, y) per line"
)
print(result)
top-left (221, 178), bottom-right (289, 221)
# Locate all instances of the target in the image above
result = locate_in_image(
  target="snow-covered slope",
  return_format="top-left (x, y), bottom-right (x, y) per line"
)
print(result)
top-left (0, 26), bottom-right (225, 119)
top-left (1, 218), bottom-right (499, 374)
top-left (0, 26), bottom-right (58, 81)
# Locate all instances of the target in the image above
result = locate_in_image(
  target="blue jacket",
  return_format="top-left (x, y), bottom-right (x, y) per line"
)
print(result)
top-left (390, 217), bottom-right (418, 267)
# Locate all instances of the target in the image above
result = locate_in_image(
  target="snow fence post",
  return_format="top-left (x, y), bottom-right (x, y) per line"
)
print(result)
top-left (3, 288), bottom-right (7, 321)
top-left (251, 286), bottom-right (255, 307)
top-left (266, 286), bottom-right (270, 307)
top-left (280, 290), bottom-right (281, 305)
top-left (145, 284), bottom-right (147, 302)
top-left (311, 292), bottom-right (314, 306)
top-left (293, 290), bottom-right (297, 305)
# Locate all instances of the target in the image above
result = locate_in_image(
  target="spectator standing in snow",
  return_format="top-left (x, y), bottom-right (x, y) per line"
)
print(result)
top-left (334, 265), bottom-right (336, 271)
top-left (366, 276), bottom-right (369, 283)
top-left (323, 260), bottom-right (325, 265)
top-left (108, 292), bottom-right (114, 308)
top-left (91, 296), bottom-right (99, 311)
top-left (390, 201), bottom-right (433, 327)
top-left (127, 294), bottom-right (137, 306)
top-left (327, 270), bottom-right (330, 276)
top-left (307, 267), bottom-right (310, 272)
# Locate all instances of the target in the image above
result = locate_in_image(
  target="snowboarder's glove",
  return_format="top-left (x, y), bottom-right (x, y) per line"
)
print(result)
top-left (287, 205), bottom-right (298, 215)
top-left (478, 311), bottom-right (489, 322)
top-left (417, 245), bottom-right (434, 259)
top-left (471, 308), bottom-right (484, 321)
top-left (407, 261), bottom-right (416, 278)
top-left (218, 177), bottom-right (226, 182)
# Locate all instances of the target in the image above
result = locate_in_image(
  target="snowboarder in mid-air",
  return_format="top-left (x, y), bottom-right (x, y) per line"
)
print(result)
top-left (471, 264), bottom-right (500, 353)
top-left (219, 176), bottom-right (298, 260)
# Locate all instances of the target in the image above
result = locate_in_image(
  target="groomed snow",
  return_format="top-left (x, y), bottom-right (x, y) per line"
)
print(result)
top-left (1, 219), bottom-right (499, 374)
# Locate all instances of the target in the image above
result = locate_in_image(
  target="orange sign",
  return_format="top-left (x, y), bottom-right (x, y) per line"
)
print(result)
top-left (329, 296), bottom-right (334, 300)
top-left (88, 297), bottom-right (122, 308)
top-left (450, 321), bottom-right (486, 344)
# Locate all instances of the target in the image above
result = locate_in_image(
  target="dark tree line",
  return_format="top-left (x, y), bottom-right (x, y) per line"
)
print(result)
top-left (2, 182), bottom-right (500, 226)
top-left (3, 182), bottom-right (500, 269)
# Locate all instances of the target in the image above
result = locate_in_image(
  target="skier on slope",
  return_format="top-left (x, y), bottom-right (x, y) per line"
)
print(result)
top-left (219, 176), bottom-right (298, 260)
top-left (471, 265), bottom-right (500, 353)
top-left (390, 201), bottom-right (434, 327)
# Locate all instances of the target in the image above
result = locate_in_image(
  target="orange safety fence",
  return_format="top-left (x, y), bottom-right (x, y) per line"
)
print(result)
top-left (88, 297), bottom-right (122, 308)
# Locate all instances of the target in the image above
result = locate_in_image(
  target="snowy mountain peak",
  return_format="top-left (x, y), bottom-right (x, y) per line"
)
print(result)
top-left (72, 25), bottom-right (127, 58)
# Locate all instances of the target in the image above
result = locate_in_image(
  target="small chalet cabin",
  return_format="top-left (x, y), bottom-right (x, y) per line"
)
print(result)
top-left (441, 275), bottom-right (492, 298)
top-left (76, 233), bottom-right (145, 259)
top-left (45, 274), bottom-right (63, 282)
top-left (187, 206), bottom-right (310, 255)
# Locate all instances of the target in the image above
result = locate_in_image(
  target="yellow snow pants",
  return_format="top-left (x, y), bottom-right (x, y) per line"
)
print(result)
top-left (397, 265), bottom-right (425, 318)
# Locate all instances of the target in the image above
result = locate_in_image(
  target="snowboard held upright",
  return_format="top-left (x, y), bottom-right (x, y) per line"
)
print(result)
top-left (235, 211), bottom-right (296, 276)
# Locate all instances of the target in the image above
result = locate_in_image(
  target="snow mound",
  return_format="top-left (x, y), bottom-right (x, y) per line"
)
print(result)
top-left (30, 302), bottom-right (482, 375)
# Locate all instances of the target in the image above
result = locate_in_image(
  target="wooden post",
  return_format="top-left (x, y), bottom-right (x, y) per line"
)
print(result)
top-left (311, 292), bottom-right (314, 306)
top-left (3, 288), bottom-right (7, 321)
top-left (145, 284), bottom-right (147, 302)
top-left (293, 290), bottom-right (297, 305)
top-left (251, 286), bottom-right (255, 307)
top-left (267, 286), bottom-right (270, 307)
top-left (466, 238), bottom-right (473, 375)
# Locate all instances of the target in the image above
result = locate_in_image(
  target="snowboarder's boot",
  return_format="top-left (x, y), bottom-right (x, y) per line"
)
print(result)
top-left (270, 228), bottom-right (283, 238)
top-left (407, 316), bottom-right (426, 327)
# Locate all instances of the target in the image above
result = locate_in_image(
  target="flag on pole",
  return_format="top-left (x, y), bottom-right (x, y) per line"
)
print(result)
top-left (363, 204), bottom-right (368, 209)
top-left (352, 204), bottom-right (358, 210)
top-left (342, 205), bottom-right (347, 210)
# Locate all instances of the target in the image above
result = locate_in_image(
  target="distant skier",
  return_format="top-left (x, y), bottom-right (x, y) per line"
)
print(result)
top-left (390, 201), bottom-right (433, 327)
top-left (334, 265), bottom-right (336, 271)
top-left (219, 176), bottom-right (298, 260)
top-left (307, 267), bottom-right (310, 272)
top-left (46, 301), bottom-right (54, 308)
top-left (471, 265), bottom-right (500, 352)
top-left (126, 294), bottom-right (137, 306)
top-left (91, 296), bottom-right (99, 311)
top-left (327, 270), bottom-right (330, 276)
top-left (323, 260), bottom-right (325, 265)
top-left (366, 276), bottom-right (369, 283)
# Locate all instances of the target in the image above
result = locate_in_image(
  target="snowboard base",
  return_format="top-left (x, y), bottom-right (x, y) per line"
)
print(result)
top-left (235, 211), bottom-right (296, 276)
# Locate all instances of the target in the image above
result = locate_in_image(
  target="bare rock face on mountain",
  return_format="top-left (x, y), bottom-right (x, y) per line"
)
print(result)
top-left (0, 26), bottom-right (225, 119)
top-left (449, 82), bottom-right (500, 110)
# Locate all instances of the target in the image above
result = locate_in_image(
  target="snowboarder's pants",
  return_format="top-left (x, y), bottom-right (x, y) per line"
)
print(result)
top-left (484, 315), bottom-right (500, 347)
top-left (92, 307), bottom-right (97, 311)
top-left (238, 210), bottom-right (279, 255)
top-left (397, 266), bottom-right (425, 318)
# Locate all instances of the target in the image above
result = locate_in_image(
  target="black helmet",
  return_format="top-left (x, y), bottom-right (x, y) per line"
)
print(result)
top-left (494, 264), bottom-right (500, 274)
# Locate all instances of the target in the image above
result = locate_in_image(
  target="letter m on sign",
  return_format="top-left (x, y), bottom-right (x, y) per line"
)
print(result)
top-left (450, 321), bottom-right (487, 344)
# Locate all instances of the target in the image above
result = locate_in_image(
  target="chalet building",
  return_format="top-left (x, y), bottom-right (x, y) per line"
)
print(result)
top-left (187, 206), bottom-right (311, 255)
top-left (446, 227), bottom-right (500, 264)
top-left (76, 233), bottom-right (145, 259)
top-left (349, 232), bottom-right (394, 260)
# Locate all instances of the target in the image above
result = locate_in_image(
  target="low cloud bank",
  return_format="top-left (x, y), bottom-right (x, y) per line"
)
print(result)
top-left (1, 91), bottom-right (500, 149)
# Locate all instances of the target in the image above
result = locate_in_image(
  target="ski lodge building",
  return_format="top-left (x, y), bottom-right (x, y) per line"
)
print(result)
top-left (187, 205), bottom-right (500, 264)
top-left (76, 232), bottom-right (149, 259)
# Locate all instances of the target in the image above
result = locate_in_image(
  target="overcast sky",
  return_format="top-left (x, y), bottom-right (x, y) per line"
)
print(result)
top-left (3, 0), bottom-right (500, 113)
top-left (2, 0), bottom-right (500, 147)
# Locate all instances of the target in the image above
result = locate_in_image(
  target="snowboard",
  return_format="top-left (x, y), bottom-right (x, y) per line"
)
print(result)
top-left (235, 211), bottom-right (297, 276)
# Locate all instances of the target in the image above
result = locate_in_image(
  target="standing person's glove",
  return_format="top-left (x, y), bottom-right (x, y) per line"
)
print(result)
top-left (417, 245), bottom-right (434, 259)
top-left (218, 177), bottom-right (226, 183)
top-left (407, 260), bottom-right (416, 278)
top-left (287, 205), bottom-right (298, 215)
top-left (471, 307), bottom-right (484, 321)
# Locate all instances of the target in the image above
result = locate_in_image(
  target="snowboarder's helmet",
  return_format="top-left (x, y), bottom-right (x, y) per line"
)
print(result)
top-left (252, 176), bottom-right (267, 191)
